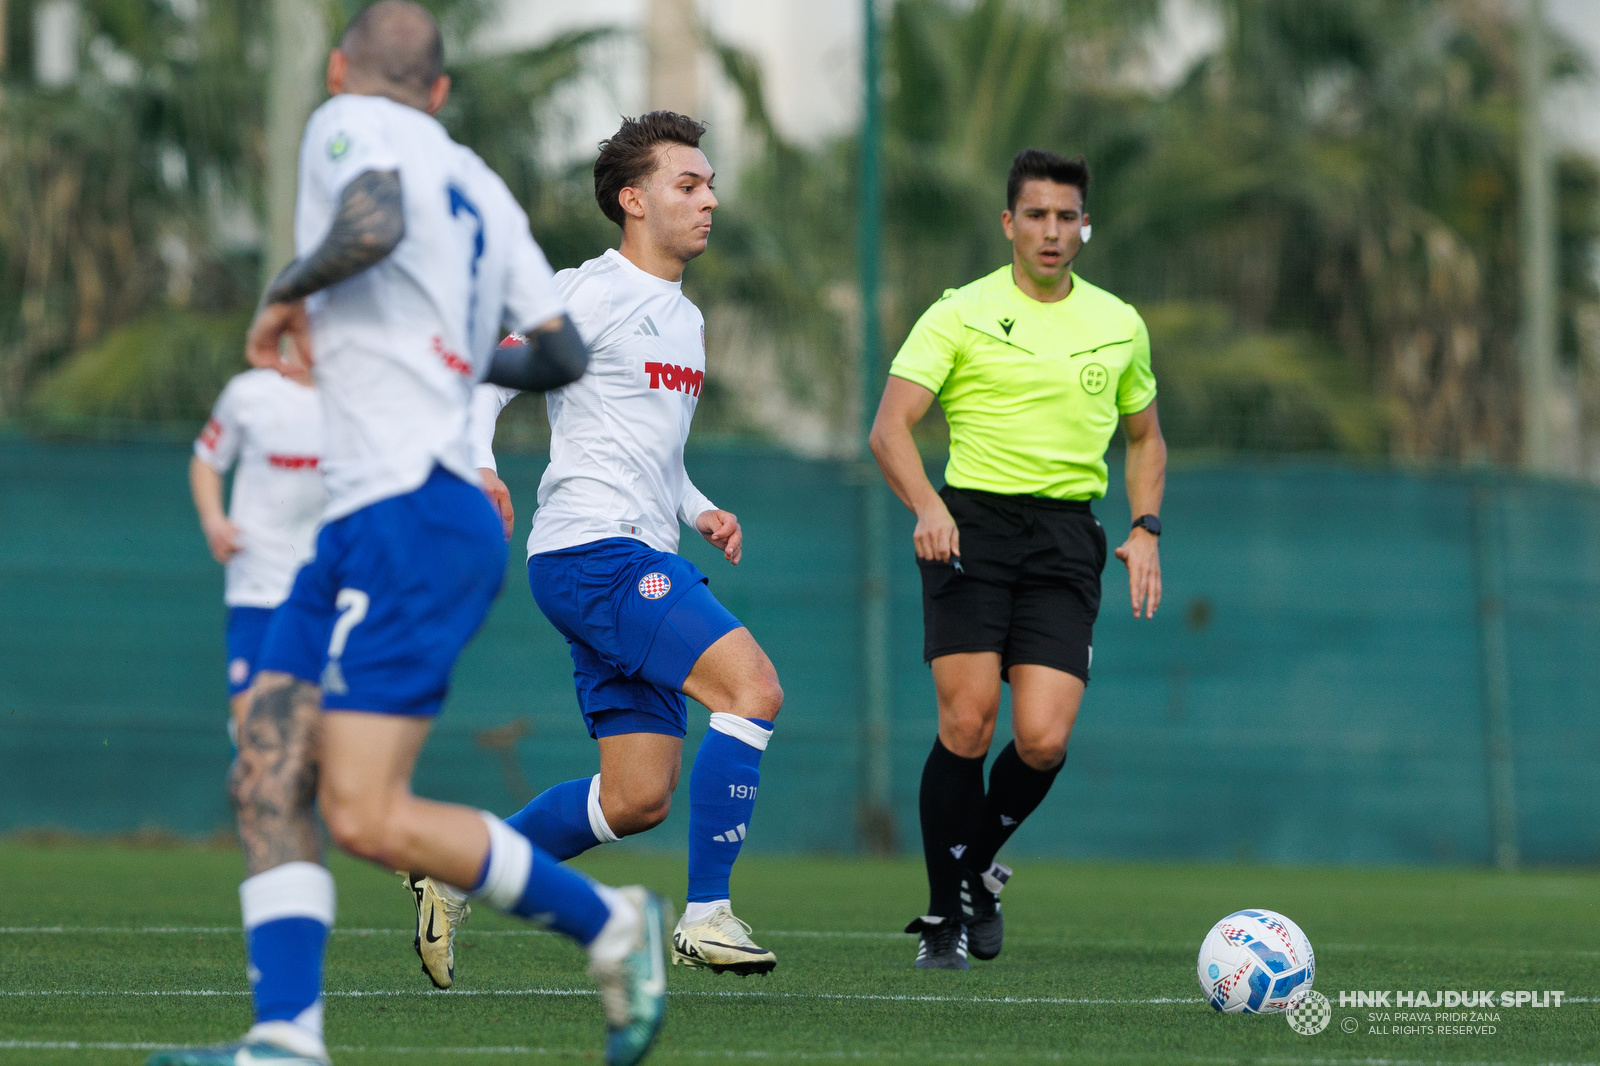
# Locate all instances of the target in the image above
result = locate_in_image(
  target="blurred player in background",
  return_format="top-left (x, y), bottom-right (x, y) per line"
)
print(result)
top-left (148, 5), bottom-right (668, 1066)
top-left (870, 149), bottom-right (1166, 970)
top-left (189, 365), bottom-right (324, 738)
top-left (409, 111), bottom-right (784, 982)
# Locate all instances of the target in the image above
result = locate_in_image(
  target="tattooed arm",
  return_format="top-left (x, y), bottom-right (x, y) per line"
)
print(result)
top-left (264, 170), bottom-right (405, 304)
top-left (246, 169), bottom-right (405, 377)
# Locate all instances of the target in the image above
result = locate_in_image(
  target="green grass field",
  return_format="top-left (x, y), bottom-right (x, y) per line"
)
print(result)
top-left (0, 842), bottom-right (1595, 1065)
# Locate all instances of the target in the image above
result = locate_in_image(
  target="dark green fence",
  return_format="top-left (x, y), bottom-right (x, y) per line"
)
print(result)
top-left (2, 437), bottom-right (1597, 865)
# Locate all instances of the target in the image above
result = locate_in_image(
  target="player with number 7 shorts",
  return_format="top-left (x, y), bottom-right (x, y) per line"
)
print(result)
top-left (146, 5), bottom-right (668, 1066)
top-left (405, 110), bottom-right (784, 985)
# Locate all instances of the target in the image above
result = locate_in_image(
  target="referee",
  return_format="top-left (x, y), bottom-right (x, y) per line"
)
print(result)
top-left (869, 148), bottom-right (1166, 970)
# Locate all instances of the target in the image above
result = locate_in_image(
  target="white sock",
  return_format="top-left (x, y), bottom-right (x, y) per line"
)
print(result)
top-left (238, 862), bottom-right (334, 1055)
top-left (682, 899), bottom-right (730, 926)
top-left (587, 774), bottom-right (620, 844)
top-left (471, 812), bottom-right (533, 910)
top-left (707, 712), bottom-right (772, 750)
top-left (585, 883), bottom-right (639, 966)
top-left (430, 878), bottom-right (469, 906)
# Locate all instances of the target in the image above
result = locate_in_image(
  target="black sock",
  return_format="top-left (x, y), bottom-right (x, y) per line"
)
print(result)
top-left (918, 737), bottom-right (987, 919)
top-left (969, 741), bottom-right (1063, 876)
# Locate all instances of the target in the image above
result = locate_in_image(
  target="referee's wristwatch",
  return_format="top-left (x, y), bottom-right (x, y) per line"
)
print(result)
top-left (1131, 514), bottom-right (1162, 537)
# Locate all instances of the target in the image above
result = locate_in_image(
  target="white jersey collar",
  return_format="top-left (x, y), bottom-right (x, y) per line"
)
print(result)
top-left (604, 247), bottom-right (684, 293)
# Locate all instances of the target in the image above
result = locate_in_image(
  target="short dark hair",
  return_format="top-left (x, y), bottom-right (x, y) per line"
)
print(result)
top-left (1006, 149), bottom-right (1090, 212)
top-left (339, 1), bottom-right (443, 97)
top-left (593, 111), bottom-right (709, 228)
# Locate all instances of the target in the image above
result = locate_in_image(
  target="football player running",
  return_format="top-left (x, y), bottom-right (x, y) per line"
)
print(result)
top-left (406, 111), bottom-right (783, 984)
top-left (147, 5), bottom-right (668, 1066)
top-left (189, 363), bottom-right (324, 740)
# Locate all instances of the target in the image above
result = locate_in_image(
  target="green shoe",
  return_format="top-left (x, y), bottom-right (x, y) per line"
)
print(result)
top-left (589, 886), bottom-right (670, 1066)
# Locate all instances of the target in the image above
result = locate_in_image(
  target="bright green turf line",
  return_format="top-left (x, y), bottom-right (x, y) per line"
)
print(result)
top-left (0, 843), bottom-right (1596, 1064)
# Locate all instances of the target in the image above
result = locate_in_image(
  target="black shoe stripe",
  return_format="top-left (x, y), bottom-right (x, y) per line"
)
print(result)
top-left (696, 940), bottom-right (771, 955)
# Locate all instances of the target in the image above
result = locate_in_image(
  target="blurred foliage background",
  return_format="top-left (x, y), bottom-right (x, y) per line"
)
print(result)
top-left (3, 0), bottom-right (1598, 471)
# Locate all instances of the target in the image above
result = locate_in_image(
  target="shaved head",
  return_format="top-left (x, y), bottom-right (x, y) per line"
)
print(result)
top-left (338, 1), bottom-right (443, 103)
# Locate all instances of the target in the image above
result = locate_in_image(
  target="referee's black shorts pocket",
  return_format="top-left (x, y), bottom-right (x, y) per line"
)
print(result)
top-left (918, 556), bottom-right (1012, 664)
top-left (1004, 509), bottom-right (1104, 683)
top-left (1003, 586), bottom-right (1096, 683)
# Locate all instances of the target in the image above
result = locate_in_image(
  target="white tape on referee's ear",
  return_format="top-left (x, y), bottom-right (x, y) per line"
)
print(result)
top-left (1080, 223), bottom-right (1092, 244)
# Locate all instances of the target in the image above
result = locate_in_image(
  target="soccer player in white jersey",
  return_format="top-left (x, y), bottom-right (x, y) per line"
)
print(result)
top-left (414, 112), bottom-right (783, 979)
top-left (189, 365), bottom-right (324, 736)
top-left (148, 6), bottom-right (668, 1066)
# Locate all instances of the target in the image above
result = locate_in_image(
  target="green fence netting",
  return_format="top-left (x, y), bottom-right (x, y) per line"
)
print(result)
top-left (2, 438), bottom-right (1597, 865)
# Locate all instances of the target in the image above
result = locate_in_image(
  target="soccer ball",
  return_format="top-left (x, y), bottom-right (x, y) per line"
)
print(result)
top-left (1196, 909), bottom-right (1315, 1014)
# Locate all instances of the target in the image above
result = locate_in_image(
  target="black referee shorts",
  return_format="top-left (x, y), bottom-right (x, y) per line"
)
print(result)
top-left (918, 485), bottom-right (1107, 683)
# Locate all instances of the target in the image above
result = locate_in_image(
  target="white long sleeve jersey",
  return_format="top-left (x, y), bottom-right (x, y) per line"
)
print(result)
top-left (296, 93), bottom-right (565, 520)
top-left (470, 249), bottom-right (717, 558)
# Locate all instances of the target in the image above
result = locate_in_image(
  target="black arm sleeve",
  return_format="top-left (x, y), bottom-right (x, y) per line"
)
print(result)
top-left (485, 316), bottom-right (590, 392)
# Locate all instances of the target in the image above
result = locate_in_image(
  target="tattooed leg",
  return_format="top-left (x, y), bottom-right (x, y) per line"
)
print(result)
top-left (230, 670), bottom-right (323, 876)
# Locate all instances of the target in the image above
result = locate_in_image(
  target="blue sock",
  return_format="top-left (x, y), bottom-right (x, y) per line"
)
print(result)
top-left (472, 813), bottom-right (611, 944)
top-left (506, 776), bottom-right (609, 860)
top-left (247, 918), bottom-right (327, 1024)
top-left (687, 714), bottom-right (772, 903)
top-left (239, 862), bottom-right (334, 1042)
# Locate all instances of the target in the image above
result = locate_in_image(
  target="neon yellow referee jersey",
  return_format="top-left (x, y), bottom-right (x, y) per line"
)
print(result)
top-left (889, 264), bottom-right (1156, 501)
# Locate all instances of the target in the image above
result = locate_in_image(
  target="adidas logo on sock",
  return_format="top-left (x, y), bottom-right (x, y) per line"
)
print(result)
top-left (712, 823), bottom-right (747, 843)
top-left (949, 844), bottom-right (967, 860)
top-left (1000, 815), bottom-right (1018, 827)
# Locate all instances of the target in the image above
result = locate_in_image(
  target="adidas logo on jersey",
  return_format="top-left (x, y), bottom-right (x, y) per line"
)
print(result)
top-left (633, 315), bottom-right (661, 337)
top-left (712, 823), bottom-right (747, 843)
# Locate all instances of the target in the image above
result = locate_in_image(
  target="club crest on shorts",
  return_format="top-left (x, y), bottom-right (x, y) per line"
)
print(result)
top-left (638, 572), bottom-right (671, 599)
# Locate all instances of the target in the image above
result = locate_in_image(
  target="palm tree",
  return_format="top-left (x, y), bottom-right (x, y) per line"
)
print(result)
top-left (10, 0), bottom-right (612, 426)
top-left (1, 0), bottom-right (269, 419)
top-left (704, 0), bottom-right (1600, 463)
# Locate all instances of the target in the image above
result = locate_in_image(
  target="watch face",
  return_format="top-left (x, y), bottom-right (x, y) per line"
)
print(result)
top-left (1137, 515), bottom-right (1161, 535)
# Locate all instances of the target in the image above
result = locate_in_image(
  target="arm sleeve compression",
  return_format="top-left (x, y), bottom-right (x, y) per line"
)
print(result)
top-left (485, 316), bottom-right (589, 392)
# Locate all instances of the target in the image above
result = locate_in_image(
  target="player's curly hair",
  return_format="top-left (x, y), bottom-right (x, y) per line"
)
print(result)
top-left (593, 111), bottom-right (709, 228)
top-left (1006, 149), bottom-right (1090, 211)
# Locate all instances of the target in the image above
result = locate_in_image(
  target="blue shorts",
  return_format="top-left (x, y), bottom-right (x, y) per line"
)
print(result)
top-left (257, 467), bottom-right (506, 717)
top-left (225, 607), bottom-right (275, 696)
top-left (529, 537), bottom-right (743, 739)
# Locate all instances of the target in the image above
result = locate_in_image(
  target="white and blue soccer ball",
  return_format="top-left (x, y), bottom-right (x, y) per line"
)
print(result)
top-left (1197, 909), bottom-right (1315, 1014)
